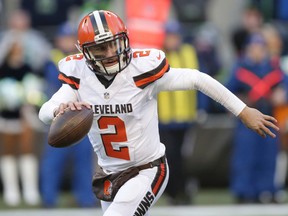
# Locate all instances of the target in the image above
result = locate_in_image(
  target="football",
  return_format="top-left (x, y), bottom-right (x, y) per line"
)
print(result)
top-left (48, 106), bottom-right (94, 148)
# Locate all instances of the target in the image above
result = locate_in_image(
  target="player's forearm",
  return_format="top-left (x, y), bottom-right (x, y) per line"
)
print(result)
top-left (39, 101), bottom-right (59, 124)
top-left (159, 68), bottom-right (246, 116)
top-left (192, 71), bottom-right (246, 116)
top-left (38, 85), bottom-right (78, 124)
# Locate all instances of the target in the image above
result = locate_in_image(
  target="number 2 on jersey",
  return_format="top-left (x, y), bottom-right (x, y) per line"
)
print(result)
top-left (98, 116), bottom-right (130, 160)
top-left (65, 54), bottom-right (84, 61)
top-left (133, 50), bottom-right (151, 58)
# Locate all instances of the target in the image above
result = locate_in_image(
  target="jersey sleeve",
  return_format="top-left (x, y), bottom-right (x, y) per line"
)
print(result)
top-left (38, 84), bottom-right (78, 124)
top-left (156, 67), bottom-right (246, 116)
top-left (132, 49), bottom-right (170, 89)
top-left (57, 53), bottom-right (85, 90)
top-left (39, 54), bottom-right (85, 124)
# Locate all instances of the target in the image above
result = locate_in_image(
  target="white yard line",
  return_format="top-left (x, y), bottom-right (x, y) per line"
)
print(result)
top-left (1, 205), bottom-right (288, 216)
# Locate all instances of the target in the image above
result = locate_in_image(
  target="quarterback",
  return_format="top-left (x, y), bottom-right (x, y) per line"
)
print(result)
top-left (39, 10), bottom-right (279, 216)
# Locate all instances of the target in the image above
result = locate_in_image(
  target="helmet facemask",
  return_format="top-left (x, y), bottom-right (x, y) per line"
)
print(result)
top-left (82, 33), bottom-right (131, 76)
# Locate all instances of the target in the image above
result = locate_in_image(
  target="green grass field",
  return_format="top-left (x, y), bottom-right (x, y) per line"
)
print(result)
top-left (0, 188), bottom-right (286, 209)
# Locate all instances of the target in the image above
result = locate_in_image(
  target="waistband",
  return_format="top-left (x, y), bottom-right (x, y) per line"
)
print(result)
top-left (137, 155), bottom-right (166, 171)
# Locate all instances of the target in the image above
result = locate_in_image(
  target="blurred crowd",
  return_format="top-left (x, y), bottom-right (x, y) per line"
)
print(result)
top-left (0, 0), bottom-right (288, 208)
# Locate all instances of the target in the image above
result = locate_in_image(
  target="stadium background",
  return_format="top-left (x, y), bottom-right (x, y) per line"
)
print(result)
top-left (0, 0), bottom-right (288, 215)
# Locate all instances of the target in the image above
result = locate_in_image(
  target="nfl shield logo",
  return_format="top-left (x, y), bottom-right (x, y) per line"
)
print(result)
top-left (104, 92), bottom-right (110, 99)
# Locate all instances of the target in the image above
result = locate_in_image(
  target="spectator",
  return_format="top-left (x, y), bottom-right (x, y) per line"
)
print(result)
top-left (231, 7), bottom-right (263, 58)
top-left (262, 23), bottom-right (288, 202)
top-left (40, 22), bottom-right (97, 208)
top-left (194, 22), bottom-right (223, 113)
top-left (0, 34), bottom-right (43, 207)
top-left (158, 20), bottom-right (198, 205)
top-left (226, 33), bottom-right (286, 204)
top-left (262, 24), bottom-right (282, 59)
top-left (0, 9), bottom-right (52, 72)
top-left (20, 0), bottom-right (84, 42)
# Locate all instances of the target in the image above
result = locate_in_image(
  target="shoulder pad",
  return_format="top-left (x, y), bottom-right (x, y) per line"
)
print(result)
top-left (131, 49), bottom-right (170, 89)
top-left (58, 53), bottom-right (85, 90)
top-left (131, 48), bottom-right (166, 72)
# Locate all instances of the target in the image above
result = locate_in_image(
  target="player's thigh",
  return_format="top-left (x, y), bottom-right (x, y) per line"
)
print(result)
top-left (103, 163), bottom-right (169, 216)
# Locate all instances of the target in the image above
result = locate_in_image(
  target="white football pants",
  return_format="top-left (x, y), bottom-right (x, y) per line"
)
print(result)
top-left (101, 161), bottom-right (169, 216)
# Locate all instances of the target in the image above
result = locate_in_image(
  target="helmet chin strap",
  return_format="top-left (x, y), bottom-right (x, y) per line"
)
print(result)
top-left (83, 40), bottom-right (131, 76)
top-left (100, 62), bottom-right (120, 75)
top-left (92, 53), bottom-right (123, 76)
top-left (85, 59), bottom-right (120, 77)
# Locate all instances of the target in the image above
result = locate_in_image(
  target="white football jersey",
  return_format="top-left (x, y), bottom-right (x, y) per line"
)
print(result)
top-left (39, 48), bottom-right (245, 173)
top-left (56, 48), bottom-right (169, 173)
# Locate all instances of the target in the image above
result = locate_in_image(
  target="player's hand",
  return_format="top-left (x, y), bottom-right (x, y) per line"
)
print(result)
top-left (238, 106), bottom-right (279, 138)
top-left (53, 101), bottom-right (91, 117)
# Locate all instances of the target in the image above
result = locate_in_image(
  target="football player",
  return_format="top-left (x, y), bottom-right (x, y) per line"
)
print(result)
top-left (39, 10), bottom-right (279, 216)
